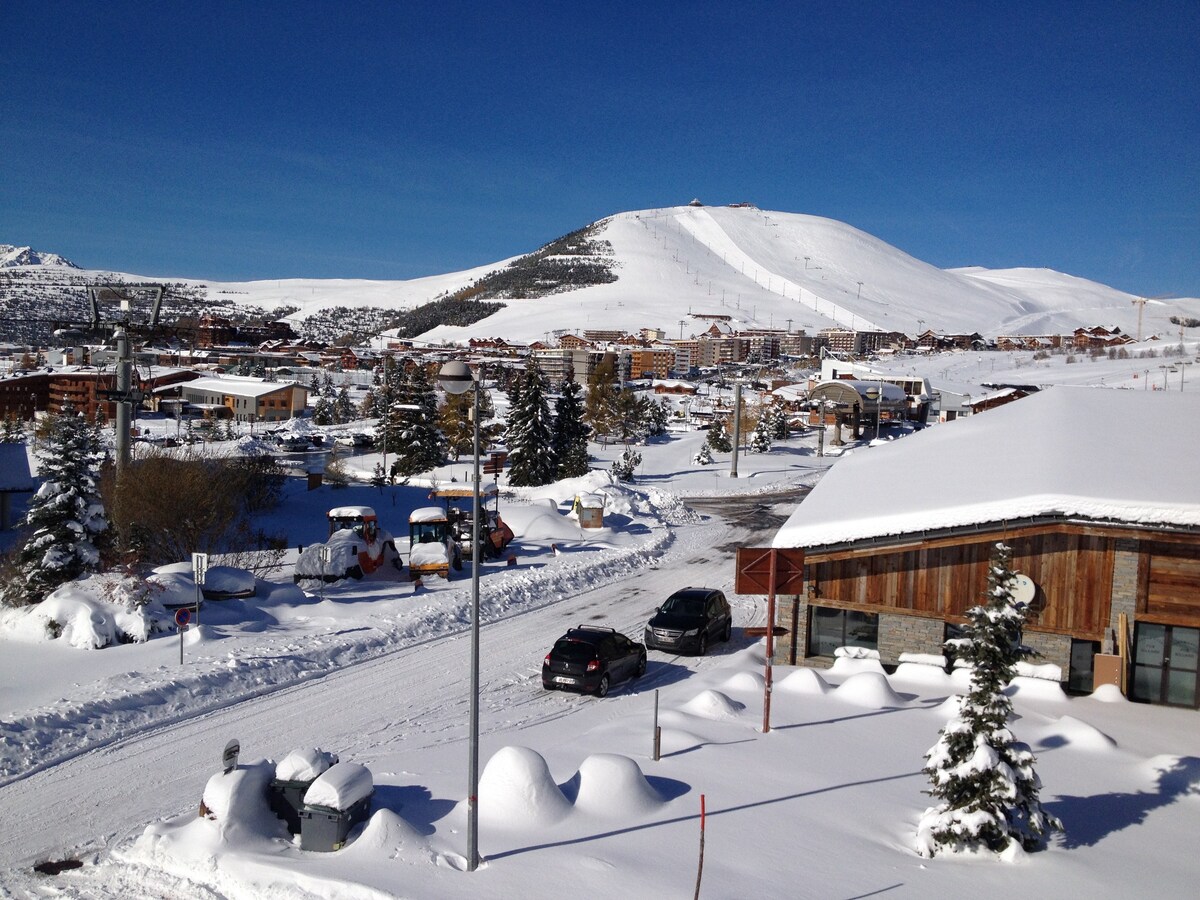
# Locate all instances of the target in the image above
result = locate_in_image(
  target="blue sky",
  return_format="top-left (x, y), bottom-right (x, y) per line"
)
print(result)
top-left (3, 1), bottom-right (1197, 296)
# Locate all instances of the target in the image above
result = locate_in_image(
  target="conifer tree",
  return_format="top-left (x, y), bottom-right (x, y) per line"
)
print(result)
top-left (334, 386), bottom-right (356, 424)
top-left (916, 542), bottom-right (1062, 857)
top-left (2, 405), bottom-right (109, 606)
top-left (750, 427), bottom-right (772, 453)
top-left (553, 377), bottom-right (590, 478)
top-left (506, 358), bottom-right (557, 486)
top-left (389, 363), bottom-right (446, 479)
top-left (706, 417), bottom-right (732, 453)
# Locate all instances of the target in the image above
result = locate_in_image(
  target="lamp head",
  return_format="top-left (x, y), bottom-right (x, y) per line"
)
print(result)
top-left (438, 360), bottom-right (474, 395)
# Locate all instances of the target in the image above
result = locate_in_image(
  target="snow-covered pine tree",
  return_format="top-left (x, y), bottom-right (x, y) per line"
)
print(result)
top-left (553, 377), bottom-right (590, 478)
top-left (390, 362), bottom-right (446, 479)
top-left (762, 401), bottom-right (789, 439)
top-left (915, 541), bottom-right (1063, 857)
top-left (506, 358), bottom-right (557, 486)
top-left (750, 427), bottom-right (772, 453)
top-left (693, 444), bottom-right (714, 465)
top-left (611, 446), bottom-right (641, 481)
top-left (312, 395), bottom-right (335, 426)
top-left (335, 386), bottom-right (356, 424)
top-left (2, 405), bottom-right (109, 606)
top-left (706, 417), bottom-right (732, 453)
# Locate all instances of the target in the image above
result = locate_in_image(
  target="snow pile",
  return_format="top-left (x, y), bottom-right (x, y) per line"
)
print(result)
top-left (721, 670), bottom-right (765, 692)
top-left (776, 667), bottom-right (831, 695)
top-left (679, 689), bottom-right (745, 720)
top-left (829, 650), bottom-right (887, 677)
top-left (477, 746), bottom-right (572, 828)
top-left (833, 672), bottom-right (907, 708)
top-left (0, 574), bottom-right (172, 648)
top-left (1005, 676), bottom-right (1068, 702)
top-left (563, 754), bottom-right (664, 818)
top-left (1041, 715), bottom-right (1117, 752)
top-left (1088, 683), bottom-right (1128, 703)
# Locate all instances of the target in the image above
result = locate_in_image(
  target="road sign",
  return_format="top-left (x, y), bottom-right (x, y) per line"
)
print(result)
top-left (174, 608), bottom-right (191, 627)
top-left (192, 552), bottom-right (209, 585)
top-left (222, 739), bottom-right (240, 774)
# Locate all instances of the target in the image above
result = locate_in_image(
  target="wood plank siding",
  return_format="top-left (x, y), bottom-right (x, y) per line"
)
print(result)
top-left (1143, 541), bottom-right (1200, 625)
top-left (804, 524), bottom-right (1139, 641)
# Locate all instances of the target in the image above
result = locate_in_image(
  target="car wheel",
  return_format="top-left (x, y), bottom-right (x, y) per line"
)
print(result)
top-left (596, 675), bottom-right (610, 698)
top-left (635, 654), bottom-right (646, 677)
top-left (723, 620), bottom-right (732, 642)
top-left (697, 633), bottom-right (708, 656)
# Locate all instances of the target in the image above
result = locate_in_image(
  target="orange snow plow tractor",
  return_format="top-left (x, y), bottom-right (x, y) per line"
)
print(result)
top-left (431, 483), bottom-right (515, 561)
top-left (294, 506), bottom-right (403, 583)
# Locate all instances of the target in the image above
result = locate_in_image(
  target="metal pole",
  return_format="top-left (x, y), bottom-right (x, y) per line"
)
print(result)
top-left (729, 382), bottom-right (742, 478)
top-left (115, 329), bottom-right (132, 475)
top-left (763, 549), bottom-right (777, 733)
top-left (467, 379), bottom-right (481, 872)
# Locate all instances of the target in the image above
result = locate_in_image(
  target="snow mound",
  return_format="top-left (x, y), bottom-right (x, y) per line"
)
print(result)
top-left (1016, 660), bottom-right (1063, 681)
top-left (1005, 675), bottom-right (1067, 702)
top-left (564, 754), bottom-right (663, 817)
top-left (514, 504), bottom-right (589, 542)
top-left (1043, 715), bottom-right (1117, 751)
top-left (776, 667), bottom-right (831, 695)
top-left (898, 652), bottom-right (947, 667)
top-left (933, 695), bottom-right (966, 718)
top-left (478, 746), bottom-right (571, 827)
top-left (828, 654), bottom-right (887, 676)
top-left (721, 670), bottom-right (765, 692)
top-left (200, 565), bottom-right (256, 599)
top-left (833, 672), bottom-right (906, 708)
top-left (680, 689), bottom-right (745, 720)
top-left (1088, 683), bottom-right (1128, 703)
top-left (200, 761), bottom-right (282, 837)
top-left (339, 809), bottom-right (429, 858)
top-left (891, 661), bottom-right (955, 690)
top-left (7, 576), bottom-right (172, 648)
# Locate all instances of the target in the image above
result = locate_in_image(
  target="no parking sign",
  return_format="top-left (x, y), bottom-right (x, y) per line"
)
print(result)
top-left (176, 608), bottom-right (190, 663)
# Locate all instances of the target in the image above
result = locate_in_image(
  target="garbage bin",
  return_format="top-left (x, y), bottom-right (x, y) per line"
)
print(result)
top-left (268, 748), bottom-right (339, 835)
top-left (299, 761), bottom-right (374, 852)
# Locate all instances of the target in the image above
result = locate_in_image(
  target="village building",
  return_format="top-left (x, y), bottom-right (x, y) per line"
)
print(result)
top-left (769, 387), bottom-right (1200, 708)
top-left (180, 376), bottom-right (308, 423)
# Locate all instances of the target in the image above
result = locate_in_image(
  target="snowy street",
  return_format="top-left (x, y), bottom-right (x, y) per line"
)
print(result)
top-left (0, 507), bottom-right (768, 880)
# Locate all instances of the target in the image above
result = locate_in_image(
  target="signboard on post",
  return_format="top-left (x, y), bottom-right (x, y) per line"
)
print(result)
top-left (175, 608), bottom-right (190, 665)
top-left (735, 547), bottom-right (805, 595)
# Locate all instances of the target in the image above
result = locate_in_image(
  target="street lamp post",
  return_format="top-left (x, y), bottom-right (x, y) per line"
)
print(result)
top-left (438, 360), bottom-right (481, 873)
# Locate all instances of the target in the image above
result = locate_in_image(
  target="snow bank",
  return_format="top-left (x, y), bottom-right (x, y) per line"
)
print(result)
top-left (1, 574), bottom-right (172, 648)
top-left (828, 653), bottom-right (887, 677)
top-left (1005, 675), bottom-right (1067, 702)
top-left (1041, 715), bottom-right (1117, 752)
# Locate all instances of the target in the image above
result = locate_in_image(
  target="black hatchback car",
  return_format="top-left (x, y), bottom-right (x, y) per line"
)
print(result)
top-left (542, 626), bottom-right (647, 697)
top-left (644, 587), bottom-right (733, 655)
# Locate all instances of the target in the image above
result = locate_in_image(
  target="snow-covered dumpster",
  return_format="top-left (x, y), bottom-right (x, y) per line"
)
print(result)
top-left (268, 747), bottom-right (339, 835)
top-left (299, 761), bottom-right (374, 852)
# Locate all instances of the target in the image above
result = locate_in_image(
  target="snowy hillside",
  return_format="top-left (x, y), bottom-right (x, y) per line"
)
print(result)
top-left (6, 206), bottom-right (1199, 345)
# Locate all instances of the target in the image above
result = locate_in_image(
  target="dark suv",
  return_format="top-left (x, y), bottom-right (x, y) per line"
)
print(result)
top-left (542, 626), bottom-right (647, 697)
top-left (644, 588), bottom-right (732, 655)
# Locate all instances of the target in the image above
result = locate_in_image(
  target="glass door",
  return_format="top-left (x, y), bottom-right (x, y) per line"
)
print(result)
top-left (1132, 624), bottom-right (1200, 708)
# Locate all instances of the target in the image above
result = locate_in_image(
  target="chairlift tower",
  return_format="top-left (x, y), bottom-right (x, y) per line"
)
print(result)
top-left (86, 284), bottom-right (165, 474)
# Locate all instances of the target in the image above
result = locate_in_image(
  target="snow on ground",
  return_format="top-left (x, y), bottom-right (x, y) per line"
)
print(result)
top-left (3, 373), bottom-right (1200, 897)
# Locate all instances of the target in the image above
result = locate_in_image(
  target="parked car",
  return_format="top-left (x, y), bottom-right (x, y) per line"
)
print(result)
top-left (644, 587), bottom-right (732, 655)
top-left (542, 626), bottom-right (647, 697)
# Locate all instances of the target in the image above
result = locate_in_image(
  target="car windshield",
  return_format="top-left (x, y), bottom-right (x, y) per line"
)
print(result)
top-left (553, 639), bottom-right (597, 661)
top-left (663, 596), bottom-right (705, 617)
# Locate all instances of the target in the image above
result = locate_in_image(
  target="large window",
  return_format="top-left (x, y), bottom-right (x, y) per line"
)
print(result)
top-left (808, 606), bottom-right (878, 658)
top-left (1132, 623), bottom-right (1199, 708)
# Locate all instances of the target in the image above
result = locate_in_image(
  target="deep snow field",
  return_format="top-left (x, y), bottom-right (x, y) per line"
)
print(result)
top-left (2, 348), bottom-right (1199, 898)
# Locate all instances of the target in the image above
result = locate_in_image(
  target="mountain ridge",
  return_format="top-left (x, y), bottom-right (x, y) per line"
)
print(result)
top-left (3, 206), bottom-right (1198, 346)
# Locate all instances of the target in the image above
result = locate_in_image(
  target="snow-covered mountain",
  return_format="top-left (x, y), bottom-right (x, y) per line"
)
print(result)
top-left (5, 206), bottom-right (1198, 345)
top-left (0, 244), bottom-right (78, 269)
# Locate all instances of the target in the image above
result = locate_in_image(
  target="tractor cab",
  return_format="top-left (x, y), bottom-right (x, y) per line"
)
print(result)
top-left (408, 506), bottom-right (461, 579)
top-left (328, 506), bottom-right (380, 543)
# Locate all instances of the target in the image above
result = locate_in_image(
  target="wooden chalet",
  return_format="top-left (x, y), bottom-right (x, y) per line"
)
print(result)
top-left (770, 387), bottom-right (1200, 707)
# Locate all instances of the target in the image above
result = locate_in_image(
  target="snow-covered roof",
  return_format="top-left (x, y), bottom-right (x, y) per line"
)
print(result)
top-left (329, 506), bottom-right (375, 519)
top-left (410, 506), bottom-right (447, 523)
top-left (773, 387), bottom-right (1200, 549)
top-left (183, 377), bottom-right (302, 400)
